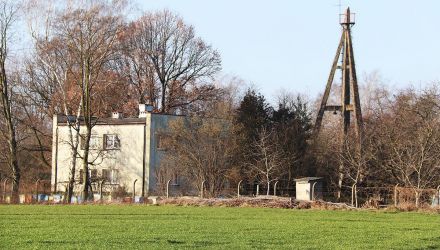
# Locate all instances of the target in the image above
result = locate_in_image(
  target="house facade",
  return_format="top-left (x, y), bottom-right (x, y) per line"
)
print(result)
top-left (51, 105), bottom-right (180, 198)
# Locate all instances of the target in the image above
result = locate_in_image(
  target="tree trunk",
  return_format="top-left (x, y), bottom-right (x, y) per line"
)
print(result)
top-left (66, 106), bottom-right (81, 203)
top-left (266, 182), bottom-right (270, 196)
top-left (10, 159), bottom-right (20, 203)
top-left (355, 184), bottom-right (358, 208)
top-left (160, 83), bottom-right (166, 113)
top-left (351, 183), bottom-right (355, 207)
top-left (67, 158), bottom-right (76, 203)
top-left (0, 61), bottom-right (20, 203)
top-left (351, 183), bottom-right (358, 208)
top-left (81, 127), bottom-right (91, 201)
top-left (415, 190), bottom-right (420, 208)
top-left (287, 168), bottom-right (292, 193)
top-left (337, 163), bottom-right (344, 201)
top-left (63, 85), bottom-right (83, 204)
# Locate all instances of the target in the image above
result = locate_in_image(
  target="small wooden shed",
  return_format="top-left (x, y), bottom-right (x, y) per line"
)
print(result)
top-left (294, 177), bottom-right (323, 201)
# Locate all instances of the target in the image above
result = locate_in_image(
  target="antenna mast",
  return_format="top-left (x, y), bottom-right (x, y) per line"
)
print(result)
top-left (314, 7), bottom-right (363, 139)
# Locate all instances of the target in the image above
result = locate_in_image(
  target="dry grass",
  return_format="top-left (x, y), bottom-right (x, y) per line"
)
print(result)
top-left (157, 196), bottom-right (357, 210)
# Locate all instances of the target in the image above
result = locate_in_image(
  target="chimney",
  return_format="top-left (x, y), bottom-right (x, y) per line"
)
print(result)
top-left (139, 104), bottom-right (154, 118)
top-left (146, 105), bottom-right (154, 112)
top-left (112, 112), bottom-right (123, 119)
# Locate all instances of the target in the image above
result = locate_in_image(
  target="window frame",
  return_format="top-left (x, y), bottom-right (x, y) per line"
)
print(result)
top-left (90, 169), bottom-right (98, 182)
top-left (103, 134), bottom-right (121, 150)
top-left (80, 134), bottom-right (101, 150)
top-left (101, 168), bottom-right (119, 184)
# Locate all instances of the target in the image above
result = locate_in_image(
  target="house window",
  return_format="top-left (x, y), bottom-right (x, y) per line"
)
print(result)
top-left (78, 169), bottom-right (98, 184)
top-left (104, 134), bottom-right (120, 150)
top-left (101, 169), bottom-right (119, 184)
top-left (80, 134), bottom-right (101, 150)
top-left (90, 169), bottom-right (98, 182)
top-left (102, 169), bottom-right (111, 182)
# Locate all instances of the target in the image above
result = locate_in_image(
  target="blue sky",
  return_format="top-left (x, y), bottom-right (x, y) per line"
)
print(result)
top-left (112, 1), bottom-right (436, 101)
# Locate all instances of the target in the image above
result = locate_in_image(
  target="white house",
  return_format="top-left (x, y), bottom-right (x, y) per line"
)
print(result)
top-left (51, 104), bottom-right (181, 199)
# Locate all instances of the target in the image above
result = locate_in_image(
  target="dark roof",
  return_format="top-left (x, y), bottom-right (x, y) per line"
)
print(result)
top-left (294, 177), bottom-right (323, 183)
top-left (56, 113), bottom-right (185, 126)
top-left (56, 115), bottom-right (146, 125)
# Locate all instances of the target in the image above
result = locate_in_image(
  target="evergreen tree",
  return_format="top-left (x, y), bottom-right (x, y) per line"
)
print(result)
top-left (235, 89), bottom-right (272, 143)
top-left (231, 89), bottom-right (271, 188)
top-left (272, 95), bottom-right (313, 192)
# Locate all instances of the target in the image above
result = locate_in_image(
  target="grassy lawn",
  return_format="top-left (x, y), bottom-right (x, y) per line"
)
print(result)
top-left (1, 205), bottom-right (440, 249)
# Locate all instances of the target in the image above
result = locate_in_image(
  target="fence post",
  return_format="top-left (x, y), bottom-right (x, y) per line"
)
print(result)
top-left (0, 178), bottom-right (2, 203)
top-left (0, 178), bottom-right (4, 203)
top-left (394, 184), bottom-right (399, 207)
top-left (9, 180), bottom-right (13, 201)
top-left (166, 179), bottom-right (171, 198)
top-left (354, 184), bottom-right (358, 208)
top-left (99, 180), bottom-right (105, 202)
top-left (133, 179), bottom-right (138, 201)
top-left (312, 182), bottom-right (318, 201)
top-left (65, 183), bottom-right (70, 204)
top-left (274, 181), bottom-right (279, 196)
top-left (237, 180), bottom-right (242, 198)
top-left (437, 185), bottom-right (440, 206)
top-left (3, 178), bottom-right (9, 202)
top-left (256, 185), bottom-right (259, 196)
top-left (201, 180), bottom-right (206, 198)
top-left (35, 179), bottom-right (41, 203)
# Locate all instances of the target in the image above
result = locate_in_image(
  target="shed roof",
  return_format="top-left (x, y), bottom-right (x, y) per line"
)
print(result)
top-left (294, 177), bottom-right (323, 183)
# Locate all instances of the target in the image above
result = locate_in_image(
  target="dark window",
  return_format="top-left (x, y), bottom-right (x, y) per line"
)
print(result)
top-left (90, 169), bottom-right (98, 182)
top-left (111, 170), bottom-right (119, 184)
top-left (104, 134), bottom-right (120, 150)
top-left (80, 134), bottom-right (101, 150)
top-left (102, 169), bottom-right (111, 182)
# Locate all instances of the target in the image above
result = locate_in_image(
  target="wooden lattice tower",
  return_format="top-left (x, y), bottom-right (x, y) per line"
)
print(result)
top-left (315, 7), bottom-right (363, 138)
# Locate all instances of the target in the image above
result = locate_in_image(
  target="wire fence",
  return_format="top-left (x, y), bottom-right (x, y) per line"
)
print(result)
top-left (1, 179), bottom-right (439, 208)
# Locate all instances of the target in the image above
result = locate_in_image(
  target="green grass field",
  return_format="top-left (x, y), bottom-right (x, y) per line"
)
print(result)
top-left (1, 205), bottom-right (440, 249)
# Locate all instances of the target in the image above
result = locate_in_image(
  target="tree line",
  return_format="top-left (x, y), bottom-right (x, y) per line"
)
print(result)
top-left (161, 78), bottom-right (440, 207)
top-left (0, 0), bottom-right (222, 202)
top-left (0, 1), bottom-right (439, 207)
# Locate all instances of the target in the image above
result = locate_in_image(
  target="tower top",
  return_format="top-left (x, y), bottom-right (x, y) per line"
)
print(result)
top-left (339, 7), bottom-right (355, 26)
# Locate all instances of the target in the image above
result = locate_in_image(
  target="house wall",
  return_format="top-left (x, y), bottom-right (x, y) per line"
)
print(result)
top-left (52, 113), bottom-right (183, 197)
top-left (147, 114), bottom-right (180, 194)
top-left (53, 118), bottom-right (148, 195)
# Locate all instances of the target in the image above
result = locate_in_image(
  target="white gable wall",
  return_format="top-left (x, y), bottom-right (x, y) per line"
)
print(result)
top-left (53, 119), bottom-right (148, 196)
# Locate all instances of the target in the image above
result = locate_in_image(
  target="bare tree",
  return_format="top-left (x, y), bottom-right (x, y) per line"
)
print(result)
top-left (25, 1), bottom-right (83, 202)
top-left (126, 10), bottom-right (221, 113)
top-left (115, 21), bottom-right (158, 113)
top-left (160, 105), bottom-right (234, 197)
top-left (378, 87), bottom-right (440, 207)
top-left (0, 0), bottom-right (19, 203)
top-left (338, 130), bottom-right (378, 207)
top-left (52, 1), bottom-right (124, 200)
top-left (247, 128), bottom-right (285, 196)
